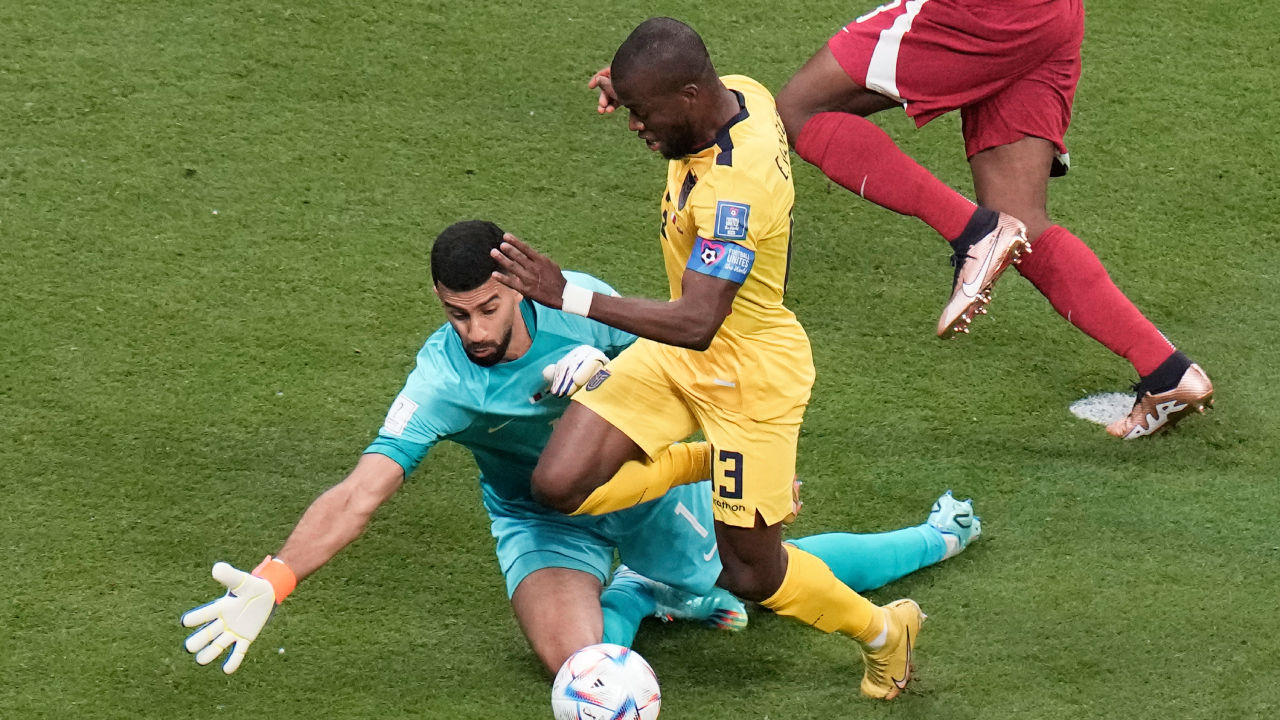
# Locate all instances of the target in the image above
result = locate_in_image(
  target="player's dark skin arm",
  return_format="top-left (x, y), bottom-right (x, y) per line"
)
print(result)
top-left (586, 273), bottom-right (736, 351)
top-left (490, 234), bottom-right (739, 352)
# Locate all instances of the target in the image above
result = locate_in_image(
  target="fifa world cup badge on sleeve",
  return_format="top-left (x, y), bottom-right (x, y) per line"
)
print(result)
top-left (383, 395), bottom-right (419, 436)
top-left (714, 201), bottom-right (750, 241)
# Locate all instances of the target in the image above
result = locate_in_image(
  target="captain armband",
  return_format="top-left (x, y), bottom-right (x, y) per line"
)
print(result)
top-left (685, 237), bottom-right (756, 284)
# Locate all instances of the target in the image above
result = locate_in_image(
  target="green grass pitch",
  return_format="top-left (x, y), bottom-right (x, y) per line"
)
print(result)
top-left (2, 1), bottom-right (1278, 718)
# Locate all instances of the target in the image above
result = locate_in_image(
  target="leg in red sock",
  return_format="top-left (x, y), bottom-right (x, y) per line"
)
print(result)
top-left (795, 112), bottom-right (978, 242)
top-left (778, 46), bottom-right (978, 242)
top-left (1017, 226), bottom-right (1175, 376)
top-left (970, 137), bottom-right (1175, 376)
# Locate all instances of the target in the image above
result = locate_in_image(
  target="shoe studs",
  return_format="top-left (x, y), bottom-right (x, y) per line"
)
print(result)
top-left (1009, 238), bottom-right (1032, 266)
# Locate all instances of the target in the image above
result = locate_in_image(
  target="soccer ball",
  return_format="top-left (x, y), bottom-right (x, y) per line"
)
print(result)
top-left (551, 643), bottom-right (661, 720)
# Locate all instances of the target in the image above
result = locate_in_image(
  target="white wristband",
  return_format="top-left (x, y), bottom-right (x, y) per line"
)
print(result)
top-left (561, 283), bottom-right (594, 317)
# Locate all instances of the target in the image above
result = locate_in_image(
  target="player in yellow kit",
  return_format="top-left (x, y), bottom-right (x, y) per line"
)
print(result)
top-left (490, 17), bottom-right (923, 699)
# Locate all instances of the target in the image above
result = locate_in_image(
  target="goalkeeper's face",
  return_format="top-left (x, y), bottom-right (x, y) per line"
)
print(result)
top-left (435, 278), bottom-right (523, 367)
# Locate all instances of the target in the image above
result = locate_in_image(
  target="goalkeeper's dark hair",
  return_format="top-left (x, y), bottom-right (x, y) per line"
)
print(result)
top-left (430, 220), bottom-right (507, 292)
top-left (611, 17), bottom-right (716, 93)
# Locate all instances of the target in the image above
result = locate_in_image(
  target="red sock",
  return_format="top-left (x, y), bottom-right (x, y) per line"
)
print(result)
top-left (795, 112), bottom-right (977, 241)
top-left (1016, 226), bottom-right (1175, 376)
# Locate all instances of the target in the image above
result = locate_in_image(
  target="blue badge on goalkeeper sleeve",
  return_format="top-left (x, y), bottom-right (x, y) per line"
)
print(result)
top-left (686, 237), bottom-right (755, 284)
top-left (713, 201), bottom-right (750, 241)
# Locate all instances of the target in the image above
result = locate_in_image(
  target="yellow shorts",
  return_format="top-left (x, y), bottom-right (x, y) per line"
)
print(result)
top-left (574, 338), bottom-right (805, 528)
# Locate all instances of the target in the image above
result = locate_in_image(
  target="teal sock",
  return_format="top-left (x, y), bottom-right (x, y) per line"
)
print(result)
top-left (600, 574), bottom-right (656, 647)
top-left (789, 524), bottom-right (948, 593)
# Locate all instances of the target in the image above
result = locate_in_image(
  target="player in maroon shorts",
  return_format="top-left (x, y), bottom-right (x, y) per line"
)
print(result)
top-left (773, 0), bottom-right (1213, 439)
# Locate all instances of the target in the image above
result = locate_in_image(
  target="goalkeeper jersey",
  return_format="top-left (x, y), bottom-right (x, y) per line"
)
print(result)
top-left (365, 271), bottom-right (634, 509)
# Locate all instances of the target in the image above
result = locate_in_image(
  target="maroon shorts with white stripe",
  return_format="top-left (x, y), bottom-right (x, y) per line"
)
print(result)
top-left (828, 0), bottom-right (1084, 158)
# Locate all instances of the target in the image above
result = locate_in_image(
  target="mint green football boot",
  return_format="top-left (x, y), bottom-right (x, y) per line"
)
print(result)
top-left (611, 566), bottom-right (748, 631)
top-left (927, 491), bottom-right (982, 559)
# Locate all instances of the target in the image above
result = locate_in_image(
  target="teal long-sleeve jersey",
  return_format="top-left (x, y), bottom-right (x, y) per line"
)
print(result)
top-left (364, 272), bottom-right (634, 507)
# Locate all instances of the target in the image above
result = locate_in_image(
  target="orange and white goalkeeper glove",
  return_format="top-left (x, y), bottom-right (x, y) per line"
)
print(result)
top-left (181, 556), bottom-right (296, 674)
top-left (542, 345), bottom-right (609, 397)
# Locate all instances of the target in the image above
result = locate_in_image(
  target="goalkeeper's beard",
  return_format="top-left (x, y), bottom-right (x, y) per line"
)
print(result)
top-left (464, 326), bottom-right (514, 367)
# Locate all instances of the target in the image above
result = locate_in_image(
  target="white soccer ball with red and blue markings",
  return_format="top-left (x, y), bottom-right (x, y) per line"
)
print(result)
top-left (551, 643), bottom-right (661, 720)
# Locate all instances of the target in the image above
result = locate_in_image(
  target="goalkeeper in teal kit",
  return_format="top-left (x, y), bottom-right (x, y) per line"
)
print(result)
top-left (180, 221), bottom-right (981, 677)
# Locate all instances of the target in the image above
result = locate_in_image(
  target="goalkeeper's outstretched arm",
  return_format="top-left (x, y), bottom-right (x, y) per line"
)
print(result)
top-left (275, 453), bottom-right (405, 580)
top-left (181, 453), bottom-right (404, 673)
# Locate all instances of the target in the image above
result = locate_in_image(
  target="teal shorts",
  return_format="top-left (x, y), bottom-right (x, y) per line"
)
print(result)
top-left (484, 481), bottom-right (721, 598)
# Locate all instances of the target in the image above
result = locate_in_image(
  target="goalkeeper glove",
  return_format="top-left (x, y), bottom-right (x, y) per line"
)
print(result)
top-left (181, 556), bottom-right (296, 674)
top-left (542, 345), bottom-right (609, 397)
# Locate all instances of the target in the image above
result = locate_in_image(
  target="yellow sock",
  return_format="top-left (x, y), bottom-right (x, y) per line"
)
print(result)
top-left (761, 545), bottom-right (886, 645)
top-left (570, 442), bottom-right (711, 516)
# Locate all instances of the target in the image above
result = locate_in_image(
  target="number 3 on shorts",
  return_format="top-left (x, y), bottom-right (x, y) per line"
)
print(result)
top-left (717, 449), bottom-right (744, 500)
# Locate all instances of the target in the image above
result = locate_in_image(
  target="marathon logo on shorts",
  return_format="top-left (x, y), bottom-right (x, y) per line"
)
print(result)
top-left (713, 497), bottom-right (748, 514)
top-left (713, 201), bottom-right (750, 241)
top-left (584, 368), bottom-right (611, 391)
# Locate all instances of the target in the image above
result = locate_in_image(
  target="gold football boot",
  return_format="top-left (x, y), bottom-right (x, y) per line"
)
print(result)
top-left (860, 599), bottom-right (926, 700)
top-left (937, 213), bottom-right (1030, 339)
top-left (1107, 361), bottom-right (1214, 439)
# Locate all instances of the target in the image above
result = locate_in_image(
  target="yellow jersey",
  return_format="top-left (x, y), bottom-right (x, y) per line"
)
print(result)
top-left (656, 75), bottom-right (814, 422)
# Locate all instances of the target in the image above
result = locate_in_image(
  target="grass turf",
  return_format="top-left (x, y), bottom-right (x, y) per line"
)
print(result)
top-left (2, 1), bottom-right (1278, 718)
